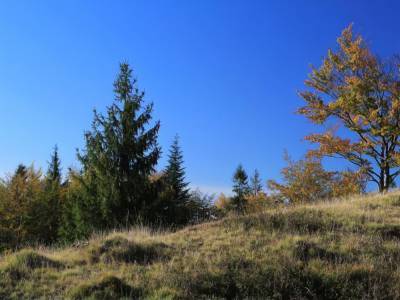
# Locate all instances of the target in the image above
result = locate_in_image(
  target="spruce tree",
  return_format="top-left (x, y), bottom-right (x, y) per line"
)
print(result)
top-left (78, 63), bottom-right (161, 228)
top-left (163, 135), bottom-right (190, 224)
top-left (47, 145), bottom-right (61, 184)
top-left (165, 135), bottom-right (190, 201)
top-left (232, 164), bottom-right (250, 213)
top-left (15, 164), bottom-right (27, 178)
top-left (250, 169), bottom-right (263, 196)
top-left (43, 145), bottom-right (62, 242)
top-left (58, 169), bottom-right (96, 242)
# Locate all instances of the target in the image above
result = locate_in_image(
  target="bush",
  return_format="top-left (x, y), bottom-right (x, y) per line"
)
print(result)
top-left (87, 236), bottom-right (170, 265)
top-left (0, 250), bottom-right (63, 280)
top-left (68, 275), bottom-right (140, 300)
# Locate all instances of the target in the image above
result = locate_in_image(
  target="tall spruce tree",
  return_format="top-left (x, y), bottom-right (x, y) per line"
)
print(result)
top-left (250, 169), bottom-right (263, 196)
top-left (43, 145), bottom-right (62, 242)
top-left (165, 135), bottom-right (190, 201)
top-left (78, 63), bottom-right (161, 228)
top-left (47, 145), bottom-right (61, 184)
top-left (232, 164), bottom-right (250, 213)
top-left (162, 135), bottom-right (190, 224)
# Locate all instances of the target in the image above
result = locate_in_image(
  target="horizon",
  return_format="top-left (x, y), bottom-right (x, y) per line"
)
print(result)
top-left (2, 1), bottom-right (400, 194)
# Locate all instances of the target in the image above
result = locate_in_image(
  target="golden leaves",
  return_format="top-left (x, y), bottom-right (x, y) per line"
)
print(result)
top-left (300, 24), bottom-right (400, 167)
top-left (268, 153), bottom-right (364, 203)
top-left (305, 132), bottom-right (353, 156)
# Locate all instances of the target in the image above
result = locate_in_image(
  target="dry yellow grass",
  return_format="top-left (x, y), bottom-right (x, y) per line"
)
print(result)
top-left (2, 191), bottom-right (400, 299)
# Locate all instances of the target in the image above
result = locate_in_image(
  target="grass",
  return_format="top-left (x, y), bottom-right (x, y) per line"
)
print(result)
top-left (2, 191), bottom-right (400, 299)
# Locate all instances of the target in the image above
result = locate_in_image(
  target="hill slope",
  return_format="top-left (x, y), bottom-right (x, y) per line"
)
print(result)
top-left (2, 192), bottom-right (400, 299)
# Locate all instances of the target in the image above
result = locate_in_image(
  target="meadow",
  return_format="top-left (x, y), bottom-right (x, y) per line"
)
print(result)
top-left (2, 191), bottom-right (400, 299)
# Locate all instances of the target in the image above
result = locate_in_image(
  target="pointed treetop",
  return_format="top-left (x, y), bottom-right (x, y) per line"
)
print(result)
top-left (165, 134), bottom-right (190, 200)
top-left (14, 164), bottom-right (27, 178)
top-left (232, 164), bottom-right (250, 197)
top-left (47, 145), bottom-right (62, 184)
top-left (114, 63), bottom-right (135, 101)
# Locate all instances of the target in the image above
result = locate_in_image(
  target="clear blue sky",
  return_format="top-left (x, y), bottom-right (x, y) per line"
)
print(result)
top-left (1, 1), bottom-right (400, 194)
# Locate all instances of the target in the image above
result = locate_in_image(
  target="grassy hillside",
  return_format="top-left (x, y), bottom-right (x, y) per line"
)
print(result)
top-left (2, 192), bottom-right (400, 299)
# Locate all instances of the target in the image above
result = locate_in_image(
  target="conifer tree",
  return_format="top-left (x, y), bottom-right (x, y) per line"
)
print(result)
top-left (162, 135), bottom-right (190, 224)
top-left (43, 145), bottom-right (63, 242)
top-left (47, 145), bottom-right (61, 184)
top-left (58, 169), bottom-right (95, 242)
top-left (78, 63), bottom-right (161, 228)
top-left (250, 169), bottom-right (263, 196)
top-left (232, 164), bottom-right (250, 213)
top-left (165, 135), bottom-right (190, 202)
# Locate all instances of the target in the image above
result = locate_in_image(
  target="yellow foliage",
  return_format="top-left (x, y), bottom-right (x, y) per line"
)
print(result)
top-left (244, 192), bottom-right (272, 212)
top-left (268, 153), bottom-right (364, 204)
top-left (214, 193), bottom-right (231, 210)
top-left (299, 24), bottom-right (400, 191)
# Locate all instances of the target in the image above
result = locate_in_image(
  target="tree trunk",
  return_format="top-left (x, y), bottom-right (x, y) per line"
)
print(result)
top-left (379, 167), bottom-right (385, 193)
top-left (384, 164), bottom-right (391, 192)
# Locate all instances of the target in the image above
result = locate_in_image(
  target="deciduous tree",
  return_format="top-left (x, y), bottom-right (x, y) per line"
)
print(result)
top-left (267, 152), bottom-right (365, 203)
top-left (250, 169), bottom-right (263, 196)
top-left (299, 24), bottom-right (400, 192)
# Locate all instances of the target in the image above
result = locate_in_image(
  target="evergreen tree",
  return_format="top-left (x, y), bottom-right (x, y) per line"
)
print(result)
top-left (43, 145), bottom-right (63, 242)
top-left (232, 164), bottom-right (250, 213)
top-left (58, 169), bottom-right (95, 243)
top-left (162, 135), bottom-right (190, 224)
top-left (78, 63), bottom-right (161, 228)
top-left (165, 135), bottom-right (190, 201)
top-left (15, 164), bottom-right (27, 178)
top-left (250, 169), bottom-right (263, 196)
top-left (47, 145), bottom-right (61, 184)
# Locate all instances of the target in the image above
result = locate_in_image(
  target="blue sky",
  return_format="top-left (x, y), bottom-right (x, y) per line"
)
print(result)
top-left (1, 1), bottom-right (400, 194)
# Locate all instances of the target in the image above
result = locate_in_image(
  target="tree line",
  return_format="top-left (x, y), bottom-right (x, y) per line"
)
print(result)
top-left (1, 24), bottom-right (400, 250)
top-left (0, 64), bottom-right (214, 250)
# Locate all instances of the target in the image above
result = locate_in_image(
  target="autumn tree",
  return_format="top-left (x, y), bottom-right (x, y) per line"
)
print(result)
top-left (267, 152), bottom-right (365, 203)
top-left (244, 192), bottom-right (271, 213)
top-left (215, 193), bottom-right (231, 212)
top-left (250, 169), bottom-right (263, 196)
top-left (0, 164), bottom-right (44, 246)
top-left (299, 24), bottom-right (400, 192)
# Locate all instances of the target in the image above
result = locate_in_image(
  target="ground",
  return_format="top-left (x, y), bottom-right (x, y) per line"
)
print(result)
top-left (1, 192), bottom-right (400, 299)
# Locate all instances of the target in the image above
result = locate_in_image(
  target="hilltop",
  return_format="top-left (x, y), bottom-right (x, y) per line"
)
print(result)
top-left (2, 192), bottom-right (400, 299)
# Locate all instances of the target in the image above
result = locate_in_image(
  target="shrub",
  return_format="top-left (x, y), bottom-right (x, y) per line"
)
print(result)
top-left (87, 236), bottom-right (170, 265)
top-left (0, 250), bottom-right (63, 280)
top-left (68, 275), bottom-right (140, 300)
